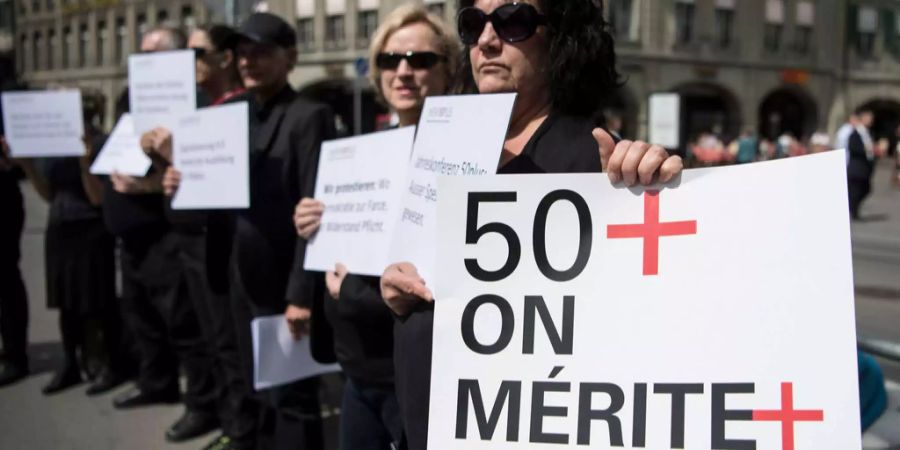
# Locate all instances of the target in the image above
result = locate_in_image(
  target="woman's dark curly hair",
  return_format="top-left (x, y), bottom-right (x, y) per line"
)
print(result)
top-left (454, 0), bottom-right (622, 117)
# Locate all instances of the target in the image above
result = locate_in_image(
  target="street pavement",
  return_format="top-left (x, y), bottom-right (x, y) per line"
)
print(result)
top-left (1, 158), bottom-right (899, 449)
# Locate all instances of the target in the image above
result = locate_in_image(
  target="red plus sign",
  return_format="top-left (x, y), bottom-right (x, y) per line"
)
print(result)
top-left (753, 382), bottom-right (825, 450)
top-left (606, 190), bottom-right (697, 276)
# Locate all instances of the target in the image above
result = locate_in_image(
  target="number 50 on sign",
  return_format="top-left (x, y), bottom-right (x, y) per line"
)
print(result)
top-left (429, 152), bottom-right (860, 450)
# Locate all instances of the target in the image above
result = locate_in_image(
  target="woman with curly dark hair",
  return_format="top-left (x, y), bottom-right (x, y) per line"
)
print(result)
top-left (379, 1), bottom-right (683, 448)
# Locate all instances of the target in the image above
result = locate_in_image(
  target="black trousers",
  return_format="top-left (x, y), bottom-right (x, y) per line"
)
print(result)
top-left (340, 378), bottom-right (401, 450)
top-left (229, 260), bottom-right (324, 450)
top-left (0, 181), bottom-right (28, 368)
top-left (176, 231), bottom-right (255, 443)
top-left (848, 176), bottom-right (872, 218)
top-left (119, 232), bottom-right (216, 412)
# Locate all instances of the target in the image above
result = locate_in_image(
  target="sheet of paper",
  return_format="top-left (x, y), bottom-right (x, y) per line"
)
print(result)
top-left (1, 90), bottom-right (85, 158)
top-left (649, 92), bottom-right (680, 149)
top-left (89, 113), bottom-right (152, 176)
top-left (171, 102), bottom-right (249, 210)
top-left (389, 93), bottom-right (516, 283)
top-left (128, 50), bottom-right (196, 134)
top-left (429, 151), bottom-right (860, 449)
top-left (304, 127), bottom-right (416, 275)
top-left (251, 315), bottom-right (341, 391)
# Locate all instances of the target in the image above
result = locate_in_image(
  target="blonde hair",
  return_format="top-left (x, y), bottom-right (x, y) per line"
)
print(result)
top-left (367, 4), bottom-right (461, 106)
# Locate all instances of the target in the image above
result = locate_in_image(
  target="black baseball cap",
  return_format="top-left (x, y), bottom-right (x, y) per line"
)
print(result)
top-left (232, 12), bottom-right (296, 48)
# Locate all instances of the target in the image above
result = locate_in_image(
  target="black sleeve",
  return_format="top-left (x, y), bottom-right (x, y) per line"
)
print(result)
top-left (336, 275), bottom-right (385, 318)
top-left (286, 103), bottom-right (337, 308)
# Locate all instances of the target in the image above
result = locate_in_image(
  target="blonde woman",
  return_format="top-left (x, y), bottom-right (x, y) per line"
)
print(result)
top-left (289, 5), bottom-right (459, 449)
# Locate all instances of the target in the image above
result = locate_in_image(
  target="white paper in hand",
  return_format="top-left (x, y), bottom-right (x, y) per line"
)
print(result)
top-left (251, 315), bottom-right (341, 391)
top-left (1, 90), bottom-right (85, 158)
top-left (389, 93), bottom-right (516, 284)
top-left (90, 114), bottom-right (152, 176)
top-left (171, 102), bottom-right (250, 210)
top-left (304, 127), bottom-right (416, 276)
top-left (128, 50), bottom-right (196, 134)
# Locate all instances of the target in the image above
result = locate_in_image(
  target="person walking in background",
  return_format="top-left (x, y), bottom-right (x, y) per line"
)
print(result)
top-left (2, 88), bottom-right (126, 395)
top-left (847, 108), bottom-right (876, 220)
top-left (735, 128), bottom-right (759, 164)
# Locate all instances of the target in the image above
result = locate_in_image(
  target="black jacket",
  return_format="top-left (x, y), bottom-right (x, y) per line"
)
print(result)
top-left (394, 111), bottom-right (603, 450)
top-left (847, 130), bottom-right (874, 181)
top-left (231, 85), bottom-right (336, 314)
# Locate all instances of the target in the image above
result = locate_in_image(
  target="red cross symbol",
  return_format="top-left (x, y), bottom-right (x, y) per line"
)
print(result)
top-left (752, 382), bottom-right (825, 450)
top-left (606, 191), bottom-right (697, 276)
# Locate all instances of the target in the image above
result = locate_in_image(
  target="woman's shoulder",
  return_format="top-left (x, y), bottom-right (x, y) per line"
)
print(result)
top-left (527, 113), bottom-right (601, 174)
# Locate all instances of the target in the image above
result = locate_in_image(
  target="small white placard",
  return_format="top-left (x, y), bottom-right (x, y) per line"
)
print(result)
top-left (90, 114), bottom-right (152, 176)
top-left (251, 315), bottom-right (342, 391)
top-left (128, 50), bottom-right (196, 134)
top-left (649, 92), bottom-right (680, 149)
top-left (1, 90), bottom-right (85, 158)
top-left (171, 102), bottom-right (250, 210)
top-left (389, 93), bottom-right (516, 283)
top-left (304, 126), bottom-right (416, 275)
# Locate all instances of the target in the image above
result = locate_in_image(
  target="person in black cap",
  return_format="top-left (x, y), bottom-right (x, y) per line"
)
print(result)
top-left (229, 12), bottom-right (336, 450)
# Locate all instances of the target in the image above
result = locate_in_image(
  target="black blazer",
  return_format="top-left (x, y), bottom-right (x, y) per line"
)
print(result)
top-left (847, 130), bottom-right (874, 181)
top-left (231, 86), bottom-right (336, 314)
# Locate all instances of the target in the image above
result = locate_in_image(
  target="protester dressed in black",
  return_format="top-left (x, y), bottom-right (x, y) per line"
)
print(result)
top-left (290, 5), bottom-right (462, 449)
top-left (0, 139), bottom-right (29, 388)
top-left (379, 1), bottom-right (684, 449)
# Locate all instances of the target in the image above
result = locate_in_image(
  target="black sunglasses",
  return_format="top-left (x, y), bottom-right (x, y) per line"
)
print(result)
top-left (457, 2), bottom-right (547, 46)
top-left (375, 51), bottom-right (446, 70)
top-left (190, 47), bottom-right (210, 59)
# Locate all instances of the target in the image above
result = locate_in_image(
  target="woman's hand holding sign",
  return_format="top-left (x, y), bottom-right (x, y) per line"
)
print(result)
top-left (295, 197), bottom-right (325, 239)
top-left (593, 128), bottom-right (683, 186)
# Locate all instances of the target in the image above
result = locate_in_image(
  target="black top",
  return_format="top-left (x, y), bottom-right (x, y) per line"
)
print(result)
top-left (36, 132), bottom-right (106, 224)
top-left (394, 112), bottom-right (602, 450)
top-left (230, 85), bottom-right (336, 313)
top-left (847, 130), bottom-right (874, 181)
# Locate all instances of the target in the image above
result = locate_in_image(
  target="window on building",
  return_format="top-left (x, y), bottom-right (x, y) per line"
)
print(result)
top-left (157, 9), bottom-right (169, 25)
top-left (325, 15), bottom-right (345, 49)
top-left (63, 25), bottom-right (72, 67)
top-left (714, 0), bottom-right (735, 48)
top-left (857, 7), bottom-right (877, 58)
top-left (45, 0), bottom-right (52, 10)
top-left (426, 1), bottom-right (445, 18)
top-left (97, 20), bottom-right (107, 66)
top-left (793, 1), bottom-right (814, 53)
top-left (674, 0), bottom-right (694, 45)
top-left (0, 2), bottom-right (13, 30)
top-left (611, 0), bottom-right (640, 42)
top-left (48, 28), bottom-right (56, 69)
top-left (32, 31), bottom-right (41, 71)
top-left (182, 5), bottom-right (196, 31)
top-left (79, 23), bottom-right (88, 67)
top-left (18, 33), bottom-right (26, 71)
top-left (764, 0), bottom-right (784, 52)
top-left (31, 0), bottom-right (38, 13)
top-left (297, 18), bottom-right (314, 50)
top-left (115, 17), bottom-right (126, 63)
top-left (136, 13), bottom-right (147, 50)
top-left (357, 10), bottom-right (378, 48)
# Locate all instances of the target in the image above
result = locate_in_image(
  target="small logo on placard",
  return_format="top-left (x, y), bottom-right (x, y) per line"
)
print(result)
top-left (427, 106), bottom-right (453, 123)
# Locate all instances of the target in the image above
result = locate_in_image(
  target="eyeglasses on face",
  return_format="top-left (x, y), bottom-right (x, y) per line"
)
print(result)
top-left (375, 51), bottom-right (446, 70)
top-left (457, 2), bottom-right (547, 46)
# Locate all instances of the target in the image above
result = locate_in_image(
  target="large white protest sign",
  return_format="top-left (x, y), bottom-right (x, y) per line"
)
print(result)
top-left (128, 50), bottom-right (196, 134)
top-left (304, 127), bottom-right (415, 275)
top-left (430, 151), bottom-right (860, 449)
top-left (171, 102), bottom-right (249, 210)
top-left (390, 93), bottom-right (516, 283)
top-left (1, 90), bottom-right (85, 158)
top-left (649, 92), bottom-right (680, 149)
top-left (89, 114), bottom-right (152, 176)
top-left (251, 315), bottom-right (341, 390)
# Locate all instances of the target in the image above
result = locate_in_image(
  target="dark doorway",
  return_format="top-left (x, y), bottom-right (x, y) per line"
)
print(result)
top-left (674, 83), bottom-right (742, 154)
top-left (857, 99), bottom-right (900, 156)
top-left (758, 87), bottom-right (818, 141)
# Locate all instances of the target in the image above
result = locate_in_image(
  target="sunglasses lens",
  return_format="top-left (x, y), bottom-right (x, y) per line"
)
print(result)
top-left (407, 53), bottom-right (439, 69)
top-left (375, 53), bottom-right (402, 69)
top-left (192, 47), bottom-right (207, 59)
top-left (458, 8), bottom-right (487, 45)
top-left (494, 4), bottom-right (537, 42)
